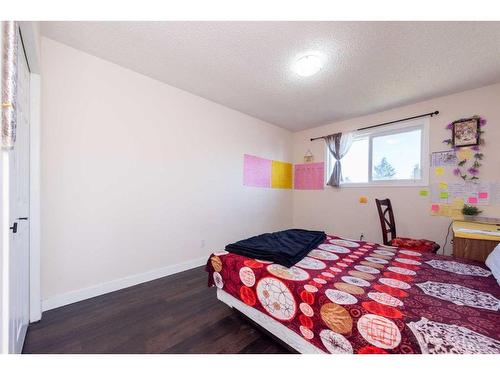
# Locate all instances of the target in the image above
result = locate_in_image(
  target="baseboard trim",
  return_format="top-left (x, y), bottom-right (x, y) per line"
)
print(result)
top-left (41, 256), bottom-right (208, 312)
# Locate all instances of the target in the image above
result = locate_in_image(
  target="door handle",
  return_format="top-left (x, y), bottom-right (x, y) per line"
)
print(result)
top-left (18, 217), bottom-right (28, 220)
top-left (10, 222), bottom-right (18, 233)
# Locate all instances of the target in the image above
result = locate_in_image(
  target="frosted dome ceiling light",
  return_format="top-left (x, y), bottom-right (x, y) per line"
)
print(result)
top-left (292, 54), bottom-right (324, 77)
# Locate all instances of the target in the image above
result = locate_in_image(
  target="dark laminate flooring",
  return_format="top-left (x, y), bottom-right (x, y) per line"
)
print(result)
top-left (23, 266), bottom-right (290, 354)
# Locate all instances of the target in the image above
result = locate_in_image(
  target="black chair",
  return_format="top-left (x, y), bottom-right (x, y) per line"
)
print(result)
top-left (375, 199), bottom-right (396, 246)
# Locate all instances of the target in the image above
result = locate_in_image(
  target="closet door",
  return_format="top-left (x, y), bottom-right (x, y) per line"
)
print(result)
top-left (7, 26), bottom-right (31, 354)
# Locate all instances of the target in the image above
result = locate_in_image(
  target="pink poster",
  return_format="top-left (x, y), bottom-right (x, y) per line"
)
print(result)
top-left (294, 162), bottom-right (325, 190)
top-left (243, 154), bottom-right (271, 187)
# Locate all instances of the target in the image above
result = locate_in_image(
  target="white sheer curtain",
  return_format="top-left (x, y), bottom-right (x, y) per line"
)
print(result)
top-left (1, 21), bottom-right (19, 150)
top-left (325, 132), bottom-right (353, 187)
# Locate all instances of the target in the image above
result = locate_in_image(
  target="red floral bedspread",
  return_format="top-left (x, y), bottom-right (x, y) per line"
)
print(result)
top-left (206, 235), bottom-right (500, 354)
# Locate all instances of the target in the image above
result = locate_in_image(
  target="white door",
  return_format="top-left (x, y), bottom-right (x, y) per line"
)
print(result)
top-left (7, 27), bottom-right (31, 354)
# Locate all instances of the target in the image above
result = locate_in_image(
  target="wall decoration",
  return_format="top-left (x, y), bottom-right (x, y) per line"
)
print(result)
top-left (271, 160), bottom-right (293, 189)
top-left (244, 154), bottom-right (328, 190)
top-left (431, 150), bottom-right (457, 167)
top-left (294, 162), bottom-right (324, 190)
top-left (430, 181), bottom-right (493, 207)
top-left (430, 203), bottom-right (460, 217)
top-left (243, 154), bottom-right (271, 187)
top-left (442, 115), bottom-right (486, 181)
top-left (452, 117), bottom-right (480, 147)
top-left (303, 150), bottom-right (314, 163)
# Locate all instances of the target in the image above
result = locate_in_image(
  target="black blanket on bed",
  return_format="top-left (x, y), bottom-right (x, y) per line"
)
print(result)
top-left (225, 229), bottom-right (326, 267)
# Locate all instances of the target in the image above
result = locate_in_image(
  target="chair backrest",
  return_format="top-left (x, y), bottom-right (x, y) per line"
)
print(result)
top-left (375, 198), bottom-right (397, 246)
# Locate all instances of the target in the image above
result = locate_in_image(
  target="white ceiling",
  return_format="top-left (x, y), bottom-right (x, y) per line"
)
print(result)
top-left (41, 21), bottom-right (500, 131)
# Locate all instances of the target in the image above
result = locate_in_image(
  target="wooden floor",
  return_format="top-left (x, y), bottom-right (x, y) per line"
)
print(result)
top-left (23, 266), bottom-right (290, 354)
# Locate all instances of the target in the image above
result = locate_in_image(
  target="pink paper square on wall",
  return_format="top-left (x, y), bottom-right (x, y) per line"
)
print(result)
top-left (468, 197), bottom-right (478, 204)
top-left (294, 162), bottom-right (325, 190)
top-left (478, 192), bottom-right (488, 199)
top-left (243, 154), bottom-right (271, 187)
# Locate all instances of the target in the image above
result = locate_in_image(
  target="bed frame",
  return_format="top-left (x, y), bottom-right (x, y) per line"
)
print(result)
top-left (217, 289), bottom-right (324, 354)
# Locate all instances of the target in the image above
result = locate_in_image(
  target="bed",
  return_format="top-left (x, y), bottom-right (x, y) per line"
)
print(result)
top-left (206, 234), bottom-right (500, 354)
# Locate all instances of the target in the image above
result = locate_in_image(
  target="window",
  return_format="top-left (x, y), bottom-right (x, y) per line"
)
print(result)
top-left (327, 118), bottom-right (429, 186)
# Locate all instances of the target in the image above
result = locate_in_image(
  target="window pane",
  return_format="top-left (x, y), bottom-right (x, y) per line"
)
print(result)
top-left (372, 129), bottom-right (422, 181)
top-left (341, 137), bottom-right (368, 183)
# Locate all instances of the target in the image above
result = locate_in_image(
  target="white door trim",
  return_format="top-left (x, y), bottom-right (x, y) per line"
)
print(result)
top-left (28, 73), bottom-right (41, 323)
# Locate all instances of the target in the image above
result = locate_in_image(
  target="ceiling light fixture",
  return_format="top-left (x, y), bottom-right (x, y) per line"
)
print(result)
top-left (292, 54), bottom-right (324, 77)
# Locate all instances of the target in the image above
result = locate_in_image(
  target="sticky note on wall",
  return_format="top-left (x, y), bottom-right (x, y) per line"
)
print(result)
top-left (419, 190), bottom-right (429, 197)
top-left (468, 197), bottom-right (478, 204)
top-left (430, 204), bottom-right (453, 217)
top-left (458, 148), bottom-right (473, 160)
top-left (452, 198), bottom-right (464, 208)
top-left (359, 196), bottom-right (368, 204)
top-left (434, 167), bottom-right (445, 176)
top-left (271, 161), bottom-right (293, 189)
top-left (440, 205), bottom-right (452, 217)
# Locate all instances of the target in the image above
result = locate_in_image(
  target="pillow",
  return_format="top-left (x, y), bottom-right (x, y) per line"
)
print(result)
top-left (485, 243), bottom-right (500, 284)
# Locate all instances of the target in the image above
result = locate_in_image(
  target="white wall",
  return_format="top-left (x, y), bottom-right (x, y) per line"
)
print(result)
top-left (40, 38), bottom-right (293, 307)
top-left (293, 83), bottom-right (500, 254)
top-left (41, 36), bottom-right (500, 310)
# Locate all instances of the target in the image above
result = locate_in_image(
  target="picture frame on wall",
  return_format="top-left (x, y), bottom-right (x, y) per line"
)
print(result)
top-left (452, 117), bottom-right (480, 147)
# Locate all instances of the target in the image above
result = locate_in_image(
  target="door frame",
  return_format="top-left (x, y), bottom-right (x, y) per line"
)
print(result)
top-left (0, 21), bottom-right (41, 353)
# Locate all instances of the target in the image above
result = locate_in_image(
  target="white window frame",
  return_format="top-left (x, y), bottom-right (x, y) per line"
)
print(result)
top-left (326, 118), bottom-right (429, 187)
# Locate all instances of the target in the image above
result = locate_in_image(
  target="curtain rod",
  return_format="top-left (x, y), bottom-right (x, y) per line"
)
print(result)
top-left (310, 110), bottom-right (439, 141)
